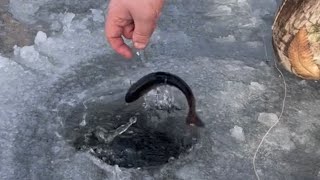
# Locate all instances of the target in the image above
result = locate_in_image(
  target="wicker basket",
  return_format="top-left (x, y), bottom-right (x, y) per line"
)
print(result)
top-left (272, 0), bottom-right (320, 80)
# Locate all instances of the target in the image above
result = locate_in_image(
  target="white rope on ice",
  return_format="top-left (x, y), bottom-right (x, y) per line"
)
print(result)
top-left (252, 33), bottom-right (288, 180)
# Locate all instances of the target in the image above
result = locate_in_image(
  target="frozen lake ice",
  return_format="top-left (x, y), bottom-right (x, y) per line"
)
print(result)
top-left (0, 0), bottom-right (320, 179)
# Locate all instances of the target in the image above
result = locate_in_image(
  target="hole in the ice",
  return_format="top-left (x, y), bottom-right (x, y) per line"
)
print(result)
top-left (64, 96), bottom-right (199, 168)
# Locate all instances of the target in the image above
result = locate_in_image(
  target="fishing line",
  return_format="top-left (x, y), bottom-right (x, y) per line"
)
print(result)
top-left (243, 2), bottom-right (288, 179)
top-left (252, 28), bottom-right (288, 180)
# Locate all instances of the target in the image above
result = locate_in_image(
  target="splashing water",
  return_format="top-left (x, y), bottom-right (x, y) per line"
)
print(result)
top-left (142, 86), bottom-right (178, 113)
top-left (80, 101), bottom-right (88, 127)
top-left (94, 116), bottom-right (137, 144)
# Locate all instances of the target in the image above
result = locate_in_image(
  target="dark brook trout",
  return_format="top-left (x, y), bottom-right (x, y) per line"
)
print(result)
top-left (125, 72), bottom-right (205, 127)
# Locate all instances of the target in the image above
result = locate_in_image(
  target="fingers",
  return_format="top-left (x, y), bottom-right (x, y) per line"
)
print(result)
top-left (131, 1), bottom-right (163, 50)
top-left (105, 16), bottom-right (133, 59)
top-left (105, 0), bottom-right (164, 59)
top-left (132, 18), bottom-right (156, 49)
top-left (123, 24), bottom-right (134, 39)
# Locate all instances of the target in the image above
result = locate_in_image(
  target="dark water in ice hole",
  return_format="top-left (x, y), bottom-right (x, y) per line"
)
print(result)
top-left (64, 95), bottom-right (200, 168)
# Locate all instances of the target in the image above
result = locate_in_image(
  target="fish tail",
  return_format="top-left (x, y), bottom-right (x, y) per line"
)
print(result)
top-left (186, 113), bottom-right (205, 127)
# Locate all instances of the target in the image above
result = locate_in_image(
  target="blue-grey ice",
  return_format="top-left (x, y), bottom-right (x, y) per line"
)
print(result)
top-left (0, 0), bottom-right (320, 179)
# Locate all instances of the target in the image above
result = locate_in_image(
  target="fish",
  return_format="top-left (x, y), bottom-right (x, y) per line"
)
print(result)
top-left (125, 71), bottom-right (205, 127)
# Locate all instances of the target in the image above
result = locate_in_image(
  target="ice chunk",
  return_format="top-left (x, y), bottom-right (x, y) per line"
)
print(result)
top-left (230, 125), bottom-right (245, 141)
top-left (258, 113), bottom-right (279, 127)
top-left (9, 0), bottom-right (50, 23)
top-left (62, 13), bottom-right (76, 31)
top-left (13, 45), bottom-right (37, 60)
top-left (34, 31), bottom-right (47, 45)
top-left (90, 9), bottom-right (104, 22)
top-left (13, 45), bottom-right (57, 74)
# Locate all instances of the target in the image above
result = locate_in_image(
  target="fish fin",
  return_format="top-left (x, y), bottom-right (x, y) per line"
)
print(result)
top-left (187, 114), bottom-right (205, 127)
top-left (288, 26), bottom-right (320, 79)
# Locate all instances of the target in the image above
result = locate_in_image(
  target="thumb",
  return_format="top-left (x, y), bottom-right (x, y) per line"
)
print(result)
top-left (132, 19), bottom-right (156, 49)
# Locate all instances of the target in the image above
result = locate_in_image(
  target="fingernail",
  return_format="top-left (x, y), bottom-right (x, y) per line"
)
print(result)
top-left (134, 42), bottom-right (146, 49)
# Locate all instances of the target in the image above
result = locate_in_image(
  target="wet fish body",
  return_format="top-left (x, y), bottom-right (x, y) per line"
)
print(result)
top-left (125, 72), bottom-right (204, 127)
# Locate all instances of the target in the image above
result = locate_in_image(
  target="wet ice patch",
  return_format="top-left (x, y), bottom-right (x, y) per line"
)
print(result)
top-left (291, 133), bottom-right (313, 149)
top-left (216, 80), bottom-right (265, 110)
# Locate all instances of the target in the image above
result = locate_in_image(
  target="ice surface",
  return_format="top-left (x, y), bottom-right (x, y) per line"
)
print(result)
top-left (1, 0), bottom-right (320, 179)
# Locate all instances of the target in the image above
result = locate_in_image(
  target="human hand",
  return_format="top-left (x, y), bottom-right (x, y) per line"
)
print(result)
top-left (105, 0), bottom-right (164, 59)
